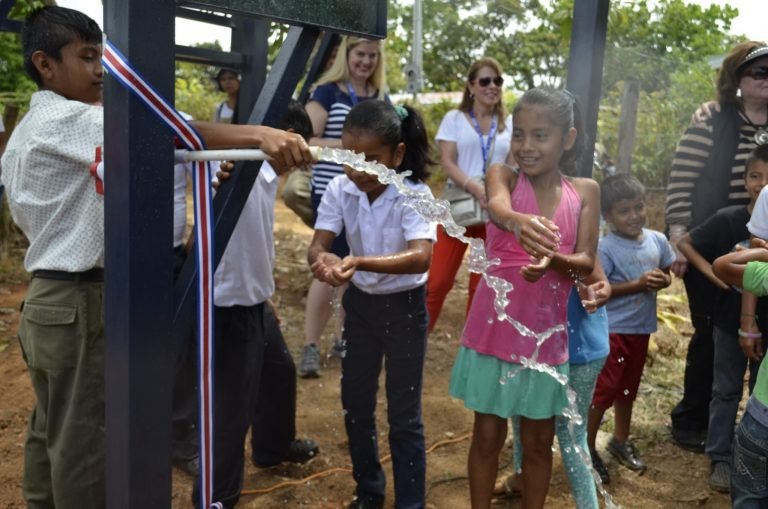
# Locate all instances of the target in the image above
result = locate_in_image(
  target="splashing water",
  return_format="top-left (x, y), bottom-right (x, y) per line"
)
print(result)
top-left (316, 147), bottom-right (620, 509)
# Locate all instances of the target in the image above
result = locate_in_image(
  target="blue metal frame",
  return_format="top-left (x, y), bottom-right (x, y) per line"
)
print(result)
top-left (566, 0), bottom-right (610, 178)
top-left (0, 0), bottom-right (613, 506)
top-left (102, 1), bottom-right (176, 507)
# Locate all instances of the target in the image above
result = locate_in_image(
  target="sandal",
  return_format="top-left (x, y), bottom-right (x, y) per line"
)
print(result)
top-left (493, 472), bottom-right (522, 498)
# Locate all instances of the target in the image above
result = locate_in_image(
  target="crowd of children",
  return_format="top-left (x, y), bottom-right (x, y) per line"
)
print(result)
top-left (5, 5), bottom-right (768, 509)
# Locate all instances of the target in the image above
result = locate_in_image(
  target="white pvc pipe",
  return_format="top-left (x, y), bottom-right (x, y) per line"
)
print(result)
top-left (174, 147), bottom-right (320, 163)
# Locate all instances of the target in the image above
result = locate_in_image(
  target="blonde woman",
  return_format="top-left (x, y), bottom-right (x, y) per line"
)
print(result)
top-left (299, 36), bottom-right (388, 377)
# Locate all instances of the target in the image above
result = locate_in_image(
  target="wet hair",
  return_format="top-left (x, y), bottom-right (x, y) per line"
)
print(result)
top-left (278, 99), bottom-right (313, 142)
top-left (716, 40), bottom-right (768, 107)
top-left (22, 6), bottom-right (102, 87)
top-left (600, 173), bottom-right (645, 215)
top-left (458, 57), bottom-right (507, 133)
top-left (342, 101), bottom-right (435, 183)
top-left (513, 87), bottom-right (586, 176)
top-left (746, 144), bottom-right (768, 173)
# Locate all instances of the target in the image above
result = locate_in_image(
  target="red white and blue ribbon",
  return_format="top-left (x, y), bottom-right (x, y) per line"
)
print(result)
top-left (102, 38), bottom-right (221, 509)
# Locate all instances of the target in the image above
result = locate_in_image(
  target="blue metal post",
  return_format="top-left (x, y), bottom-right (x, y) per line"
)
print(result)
top-left (566, 0), bottom-right (610, 178)
top-left (103, 0), bottom-right (176, 506)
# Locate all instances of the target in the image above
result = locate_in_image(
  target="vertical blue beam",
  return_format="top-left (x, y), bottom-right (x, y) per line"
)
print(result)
top-left (233, 17), bottom-right (268, 125)
top-left (103, 0), bottom-right (175, 506)
top-left (566, 0), bottom-right (610, 178)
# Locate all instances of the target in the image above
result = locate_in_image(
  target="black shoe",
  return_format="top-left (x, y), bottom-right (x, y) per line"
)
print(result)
top-left (590, 448), bottom-right (611, 484)
top-left (253, 438), bottom-right (319, 467)
top-left (671, 427), bottom-right (706, 453)
top-left (173, 456), bottom-right (200, 477)
top-left (607, 438), bottom-right (646, 473)
top-left (346, 496), bottom-right (384, 509)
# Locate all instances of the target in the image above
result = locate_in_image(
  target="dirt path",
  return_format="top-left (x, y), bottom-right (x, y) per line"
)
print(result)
top-left (0, 202), bottom-right (732, 508)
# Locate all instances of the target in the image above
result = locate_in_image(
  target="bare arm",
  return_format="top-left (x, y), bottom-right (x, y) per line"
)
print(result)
top-left (740, 291), bottom-right (763, 361)
top-left (341, 239), bottom-right (432, 275)
top-left (677, 234), bottom-right (730, 290)
top-left (305, 100), bottom-right (342, 149)
top-left (486, 163), bottom-right (560, 256)
top-left (713, 247), bottom-right (768, 287)
top-left (190, 120), bottom-right (313, 172)
top-left (549, 177), bottom-right (599, 279)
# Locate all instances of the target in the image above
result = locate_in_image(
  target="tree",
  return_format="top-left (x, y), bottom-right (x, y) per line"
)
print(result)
top-left (387, 0), bottom-right (739, 187)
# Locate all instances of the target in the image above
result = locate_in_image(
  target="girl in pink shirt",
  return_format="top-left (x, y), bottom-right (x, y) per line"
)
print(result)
top-left (450, 87), bottom-right (600, 509)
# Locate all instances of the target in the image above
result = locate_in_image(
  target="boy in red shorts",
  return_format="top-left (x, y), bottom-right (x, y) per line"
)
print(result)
top-left (587, 175), bottom-right (675, 482)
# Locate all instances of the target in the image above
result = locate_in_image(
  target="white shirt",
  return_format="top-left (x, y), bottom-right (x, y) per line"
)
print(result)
top-left (315, 175), bottom-right (436, 295)
top-left (213, 101), bottom-right (234, 124)
top-left (213, 162), bottom-right (277, 306)
top-left (173, 162), bottom-right (192, 247)
top-left (435, 109), bottom-right (513, 182)
top-left (1, 91), bottom-right (104, 272)
top-left (748, 185), bottom-right (768, 239)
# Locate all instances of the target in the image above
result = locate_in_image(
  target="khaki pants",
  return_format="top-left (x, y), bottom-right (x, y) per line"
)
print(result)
top-left (19, 276), bottom-right (105, 509)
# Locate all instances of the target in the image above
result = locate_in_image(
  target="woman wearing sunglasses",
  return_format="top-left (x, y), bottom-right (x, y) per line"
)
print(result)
top-left (665, 41), bottom-right (768, 493)
top-left (427, 57), bottom-right (512, 332)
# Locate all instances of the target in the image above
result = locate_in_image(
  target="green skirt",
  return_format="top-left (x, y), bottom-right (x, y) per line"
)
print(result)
top-left (449, 346), bottom-right (570, 419)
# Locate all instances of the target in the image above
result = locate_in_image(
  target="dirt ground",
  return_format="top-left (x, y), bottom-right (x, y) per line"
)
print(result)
top-left (0, 200), bottom-right (734, 508)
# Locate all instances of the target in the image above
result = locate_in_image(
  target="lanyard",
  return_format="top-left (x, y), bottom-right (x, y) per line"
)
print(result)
top-left (468, 110), bottom-right (497, 174)
top-left (346, 81), bottom-right (366, 105)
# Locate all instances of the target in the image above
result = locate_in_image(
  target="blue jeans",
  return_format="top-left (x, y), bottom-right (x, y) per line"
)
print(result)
top-left (706, 326), bottom-right (763, 464)
top-left (341, 284), bottom-right (428, 509)
top-left (731, 411), bottom-right (768, 508)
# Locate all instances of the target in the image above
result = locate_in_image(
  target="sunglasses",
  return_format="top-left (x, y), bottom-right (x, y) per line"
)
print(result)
top-left (474, 76), bottom-right (504, 87)
top-left (743, 66), bottom-right (768, 81)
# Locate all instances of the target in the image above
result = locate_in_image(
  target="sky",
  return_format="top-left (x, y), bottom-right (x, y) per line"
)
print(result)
top-left (57, 0), bottom-right (765, 52)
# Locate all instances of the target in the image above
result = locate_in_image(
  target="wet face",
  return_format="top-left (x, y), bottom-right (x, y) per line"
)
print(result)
top-left (511, 104), bottom-right (575, 178)
top-left (739, 56), bottom-right (768, 104)
top-left (467, 65), bottom-right (503, 110)
top-left (218, 71), bottom-right (240, 95)
top-left (346, 41), bottom-right (379, 84)
top-left (745, 159), bottom-right (768, 204)
top-left (604, 195), bottom-right (647, 240)
top-left (35, 39), bottom-right (103, 104)
top-left (341, 130), bottom-right (404, 201)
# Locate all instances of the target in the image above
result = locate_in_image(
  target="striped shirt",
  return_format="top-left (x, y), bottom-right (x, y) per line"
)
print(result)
top-left (309, 82), bottom-right (384, 196)
top-left (665, 114), bottom-right (755, 227)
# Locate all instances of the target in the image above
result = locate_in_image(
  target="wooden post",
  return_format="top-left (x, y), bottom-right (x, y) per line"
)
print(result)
top-left (616, 79), bottom-right (639, 174)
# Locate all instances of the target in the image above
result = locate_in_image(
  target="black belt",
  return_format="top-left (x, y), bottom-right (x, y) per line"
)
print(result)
top-left (32, 268), bottom-right (104, 282)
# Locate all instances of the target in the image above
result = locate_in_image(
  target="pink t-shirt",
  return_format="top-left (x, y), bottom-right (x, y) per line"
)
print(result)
top-left (462, 172), bottom-right (581, 366)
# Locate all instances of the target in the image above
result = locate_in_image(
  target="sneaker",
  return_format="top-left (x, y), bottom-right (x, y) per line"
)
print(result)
top-left (590, 448), bottom-right (611, 484)
top-left (346, 495), bottom-right (384, 509)
top-left (607, 437), bottom-right (646, 473)
top-left (329, 337), bottom-right (345, 359)
top-left (298, 344), bottom-right (321, 378)
top-left (253, 438), bottom-right (319, 467)
top-left (709, 461), bottom-right (730, 493)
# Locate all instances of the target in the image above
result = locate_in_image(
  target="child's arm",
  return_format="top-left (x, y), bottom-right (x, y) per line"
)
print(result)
top-left (712, 248), bottom-right (768, 288)
top-left (308, 229), bottom-right (345, 286)
top-left (578, 257), bottom-right (612, 313)
top-left (329, 239), bottom-right (433, 286)
top-left (548, 177), bottom-right (600, 279)
top-left (740, 291), bottom-right (763, 361)
top-left (486, 163), bottom-right (561, 257)
top-left (190, 120), bottom-right (313, 172)
top-left (609, 268), bottom-right (671, 297)
top-left (676, 233), bottom-right (730, 290)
